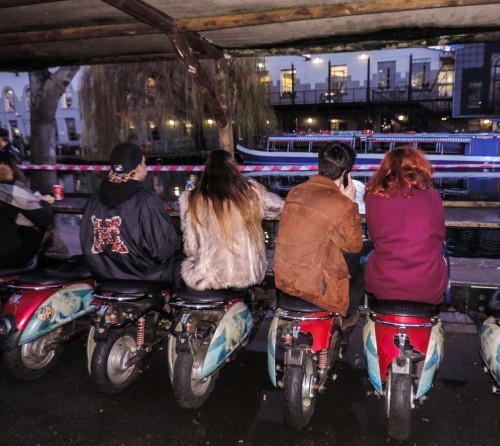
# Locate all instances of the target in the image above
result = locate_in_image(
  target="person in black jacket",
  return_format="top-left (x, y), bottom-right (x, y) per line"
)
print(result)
top-left (80, 143), bottom-right (181, 284)
top-left (0, 128), bottom-right (22, 164)
top-left (0, 160), bottom-right (54, 268)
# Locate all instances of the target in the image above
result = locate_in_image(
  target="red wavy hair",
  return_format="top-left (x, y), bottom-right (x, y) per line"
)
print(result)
top-left (365, 146), bottom-right (434, 197)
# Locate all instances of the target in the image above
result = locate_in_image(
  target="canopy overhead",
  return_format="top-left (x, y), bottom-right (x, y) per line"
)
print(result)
top-left (2, 0), bottom-right (500, 71)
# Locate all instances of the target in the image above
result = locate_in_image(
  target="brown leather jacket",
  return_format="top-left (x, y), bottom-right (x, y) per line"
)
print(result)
top-left (273, 175), bottom-right (363, 315)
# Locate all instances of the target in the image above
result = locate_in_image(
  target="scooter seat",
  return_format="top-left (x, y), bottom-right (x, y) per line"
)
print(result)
top-left (96, 280), bottom-right (170, 294)
top-left (15, 268), bottom-right (92, 285)
top-left (368, 296), bottom-right (440, 318)
top-left (175, 287), bottom-right (248, 303)
top-left (276, 291), bottom-right (327, 313)
top-left (0, 255), bottom-right (38, 277)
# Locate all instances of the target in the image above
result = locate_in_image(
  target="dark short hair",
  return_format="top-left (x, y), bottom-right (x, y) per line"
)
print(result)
top-left (318, 142), bottom-right (356, 181)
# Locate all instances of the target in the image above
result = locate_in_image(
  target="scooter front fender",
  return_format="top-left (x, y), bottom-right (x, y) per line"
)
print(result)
top-left (20, 283), bottom-right (96, 345)
top-left (200, 301), bottom-right (253, 379)
top-left (267, 316), bottom-right (279, 387)
top-left (415, 321), bottom-right (444, 398)
top-left (478, 317), bottom-right (500, 388)
top-left (363, 317), bottom-right (383, 395)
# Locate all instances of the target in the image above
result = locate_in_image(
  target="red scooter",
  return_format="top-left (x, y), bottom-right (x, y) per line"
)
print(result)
top-left (0, 256), bottom-right (97, 380)
top-left (363, 297), bottom-right (444, 441)
top-left (267, 290), bottom-right (346, 429)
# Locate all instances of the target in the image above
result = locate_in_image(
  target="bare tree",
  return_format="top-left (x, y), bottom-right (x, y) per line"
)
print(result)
top-left (28, 67), bottom-right (79, 193)
top-left (79, 58), bottom-right (276, 160)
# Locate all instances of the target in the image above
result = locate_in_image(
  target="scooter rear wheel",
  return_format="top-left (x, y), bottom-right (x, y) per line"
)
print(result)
top-left (386, 370), bottom-right (412, 441)
top-left (172, 350), bottom-right (215, 409)
top-left (284, 354), bottom-right (317, 429)
top-left (3, 331), bottom-right (64, 380)
top-left (90, 328), bottom-right (140, 395)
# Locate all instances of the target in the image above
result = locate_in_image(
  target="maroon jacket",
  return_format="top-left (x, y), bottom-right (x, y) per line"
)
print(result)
top-left (364, 188), bottom-right (447, 305)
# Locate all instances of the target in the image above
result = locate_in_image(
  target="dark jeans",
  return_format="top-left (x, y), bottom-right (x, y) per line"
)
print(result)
top-left (0, 227), bottom-right (42, 268)
top-left (344, 240), bottom-right (373, 316)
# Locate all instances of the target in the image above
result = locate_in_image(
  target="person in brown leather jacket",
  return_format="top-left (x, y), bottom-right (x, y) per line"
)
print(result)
top-left (273, 142), bottom-right (364, 326)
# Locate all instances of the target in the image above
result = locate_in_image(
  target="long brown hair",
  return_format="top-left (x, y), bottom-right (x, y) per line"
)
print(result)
top-left (188, 150), bottom-right (262, 247)
top-left (0, 150), bottom-right (25, 183)
top-left (365, 146), bottom-right (434, 197)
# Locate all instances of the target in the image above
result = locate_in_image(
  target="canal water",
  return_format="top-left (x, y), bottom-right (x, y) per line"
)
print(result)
top-left (28, 169), bottom-right (500, 259)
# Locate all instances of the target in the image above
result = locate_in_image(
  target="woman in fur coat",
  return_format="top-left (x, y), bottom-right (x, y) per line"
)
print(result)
top-left (179, 150), bottom-right (284, 290)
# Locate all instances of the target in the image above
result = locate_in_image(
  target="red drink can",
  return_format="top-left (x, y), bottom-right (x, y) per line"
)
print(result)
top-left (53, 184), bottom-right (64, 201)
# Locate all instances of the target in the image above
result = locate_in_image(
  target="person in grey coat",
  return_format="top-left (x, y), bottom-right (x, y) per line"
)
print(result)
top-left (179, 150), bottom-right (283, 290)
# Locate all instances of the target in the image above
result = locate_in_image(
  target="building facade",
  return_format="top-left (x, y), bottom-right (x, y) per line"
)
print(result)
top-left (0, 71), bottom-right (82, 157)
top-left (264, 43), bottom-right (499, 134)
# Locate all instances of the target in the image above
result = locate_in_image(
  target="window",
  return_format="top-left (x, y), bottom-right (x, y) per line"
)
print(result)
top-left (65, 118), bottom-right (78, 141)
top-left (4, 88), bottom-right (15, 111)
top-left (437, 65), bottom-right (454, 98)
top-left (281, 69), bottom-right (296, 96)
top-left (62, 91), bottom-right (73, 108)
top-left (145, 76), bottom-right (156, 105)
top-left (330, 65), bottom-right (347, 93)
top-left (8, 120), bottom-right (19, 136)
top-left (490, 54), bottom-right (500, 112)
top-left (412, 58), bottom-right (431, 90)
top-left (378, 61), bottom-right (395, 89)
top-left (467, 81), bottom-right (482, 109)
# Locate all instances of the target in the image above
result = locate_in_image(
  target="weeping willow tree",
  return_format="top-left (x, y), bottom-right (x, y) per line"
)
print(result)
top-left (79, 58), bottom-right (276, 161)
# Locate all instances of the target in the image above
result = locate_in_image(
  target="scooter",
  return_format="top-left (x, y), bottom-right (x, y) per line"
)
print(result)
top-left (167, 286), bottom-right (268, 409)
top-left (86, 280), bottom-right (172, 395)
top-left (363, 296), bottom-right (444, 441)
top-left (266, 290), bottom-right (345, 429)
top-left (0, 256), bottom-right (96, 380)
top-left (478, 288), bottom-right (500, 394)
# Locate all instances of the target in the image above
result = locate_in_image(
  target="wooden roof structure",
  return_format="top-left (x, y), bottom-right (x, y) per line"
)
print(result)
top-left (3, 0), bottom-right (500, 72)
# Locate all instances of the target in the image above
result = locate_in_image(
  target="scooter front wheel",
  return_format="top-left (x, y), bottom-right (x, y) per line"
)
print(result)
top-left (284, 354), bottom-right (317, 429)
top-left (172, 350), bottom-right (215, 409)
top-left (90, 328), bottom-right (140, 395)
top-left (3, 331), bottom-right (64, 380)
top-left (386, 370), bottom-right (412, 441)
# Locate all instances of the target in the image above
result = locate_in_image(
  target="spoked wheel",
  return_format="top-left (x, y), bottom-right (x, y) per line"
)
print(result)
top-left (386, 370), bottom-right (413, 441)
top-left (172, 349), bottom-right (215, 409)
top-left (90, 328), bottom-right (140, 395)
top-left (3, 331), bottom-right (64, 380)
top-left (284, 354), bottom-right (318, 429)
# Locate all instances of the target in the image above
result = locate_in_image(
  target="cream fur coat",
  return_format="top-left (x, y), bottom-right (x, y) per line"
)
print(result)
top-left (179, 179), bottom-right (283, 290)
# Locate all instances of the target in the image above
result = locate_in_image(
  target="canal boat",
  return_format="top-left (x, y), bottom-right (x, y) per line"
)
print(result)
top-left (236, 132), bottom-right (500, 170)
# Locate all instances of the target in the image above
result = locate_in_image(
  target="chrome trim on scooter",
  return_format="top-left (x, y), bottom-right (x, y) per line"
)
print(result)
top-left (169, 299), bottom-right (226, 310)
top-left (91, 292), bottom-right (145, 302)
top-left (7, 284), bottom-right (63, 291)
top-left (369, 313), bottom-right (439, 328)
top-left (274, 308), bottom-right (335, 321)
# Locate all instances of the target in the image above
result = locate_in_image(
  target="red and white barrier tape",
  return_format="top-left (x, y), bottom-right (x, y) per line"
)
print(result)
top-left (19, 163), bottom-right (495, 172)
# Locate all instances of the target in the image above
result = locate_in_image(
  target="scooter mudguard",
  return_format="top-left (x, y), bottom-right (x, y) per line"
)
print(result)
top-left (200, 301), bottom-right (253, 379)
top-left (267, 316), bottom-right (279, 387)
top-left (363, 317), bottom-right (383, 395)
top-left (415, 321), bottom-right (444, 398)
top-left (478, 317), bottom-right (500, 387)
top-left (19, 284), bottom-right (96, 345)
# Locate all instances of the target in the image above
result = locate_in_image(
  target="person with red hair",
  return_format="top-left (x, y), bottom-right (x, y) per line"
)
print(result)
top-left (364, 146), bottom-right (448, 305)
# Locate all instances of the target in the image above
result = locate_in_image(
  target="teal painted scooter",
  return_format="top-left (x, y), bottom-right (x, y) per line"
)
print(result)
top-left (478, 289), bottom-right (500, 394)
top-left (167, 287), bottom-right (268, 409)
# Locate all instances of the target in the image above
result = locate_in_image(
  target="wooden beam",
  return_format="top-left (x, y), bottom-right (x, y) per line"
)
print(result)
top-left (176, 0), bottom-right (500, 32)
top-left (103, 0), bottom-right (227, 127)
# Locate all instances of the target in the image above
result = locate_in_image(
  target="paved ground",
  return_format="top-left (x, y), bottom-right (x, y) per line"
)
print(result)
top-left (0, 307), bottom-right (498, 446)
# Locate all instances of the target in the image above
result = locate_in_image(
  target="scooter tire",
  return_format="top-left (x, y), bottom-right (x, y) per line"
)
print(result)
top-left (284, 354), bottom-right (317, 429)
top-left (3, 332), bottom-right (64, 380)
top-left (387, 371), bottom-right (412, 441)
top-left (173, 351), bottom-right (215, 409)
top-left (90, 328), bottom-right (140, 395)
